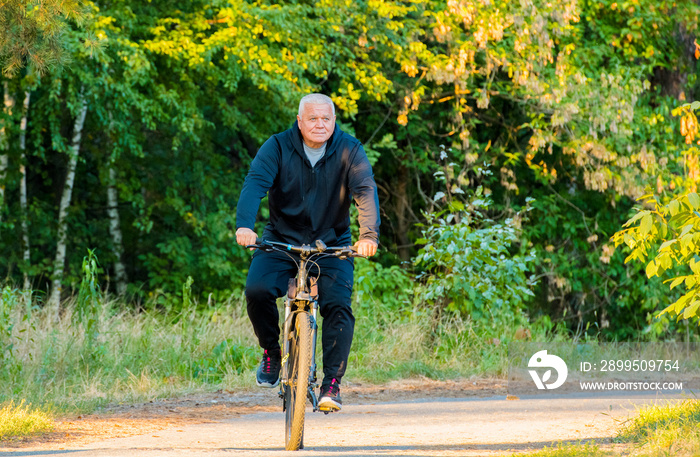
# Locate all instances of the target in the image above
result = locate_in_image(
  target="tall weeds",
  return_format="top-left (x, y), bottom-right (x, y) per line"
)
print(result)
top-left (0, 283), bottom-right (257, 412)
top-left (0, 257), bottom-right (530, 413)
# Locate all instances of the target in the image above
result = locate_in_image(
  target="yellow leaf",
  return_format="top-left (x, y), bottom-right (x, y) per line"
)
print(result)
top-left (669, 199), bottom-right (680, 216)
top-left (688, 192), bottom-right (700, 209)
top-left (668, 276), bottom-right (685, 290)
top-left (646, 260), bottom-right (658, 278)
top-left (690, 258), bottom-right (700, 275)
top-left (640, 213), bottom-right (653, 236)
top-left (683, 300), bottom-right (700, 319)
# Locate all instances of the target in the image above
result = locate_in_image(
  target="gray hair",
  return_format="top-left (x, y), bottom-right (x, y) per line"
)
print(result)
top-left (298, 93), bottom-right (335, 117)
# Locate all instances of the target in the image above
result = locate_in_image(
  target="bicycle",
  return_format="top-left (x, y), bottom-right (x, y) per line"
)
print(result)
top-left (247, 238), bottom-right (364, 451)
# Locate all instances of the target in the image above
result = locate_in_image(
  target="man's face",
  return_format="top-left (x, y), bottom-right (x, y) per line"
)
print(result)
top-left (297, 103), bottom-right (335, 148)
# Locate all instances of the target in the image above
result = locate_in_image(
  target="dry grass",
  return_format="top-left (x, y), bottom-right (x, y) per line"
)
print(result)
top-left (0, 401), bottom-right (54, 440)
top-left (516, 400), bottom-right (700, 457)
top-left (616, 399), bottom-right (700, 456)
top-left (0, 281), bottom-right (519, 442)
top-left (0, 290), bottom-right (259, 412)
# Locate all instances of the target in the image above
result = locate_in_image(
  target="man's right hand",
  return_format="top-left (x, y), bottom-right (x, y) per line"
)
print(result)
top-left (236, 227), bottom-right (258, 247)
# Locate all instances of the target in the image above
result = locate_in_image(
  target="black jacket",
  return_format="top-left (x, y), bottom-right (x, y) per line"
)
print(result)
top-left (236, 121), bottom-right (380, 246)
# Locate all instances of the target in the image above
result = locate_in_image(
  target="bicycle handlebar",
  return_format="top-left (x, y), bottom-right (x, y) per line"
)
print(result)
top-left (246, 239), bottom-right (365, 258)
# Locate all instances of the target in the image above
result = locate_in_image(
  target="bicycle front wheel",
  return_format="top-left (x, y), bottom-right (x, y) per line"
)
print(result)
top-left (285, 311), bottom-right (313, 451)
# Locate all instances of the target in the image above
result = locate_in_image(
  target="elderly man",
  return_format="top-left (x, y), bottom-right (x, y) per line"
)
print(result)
top-left (235, 93), bottom-right (380, 412)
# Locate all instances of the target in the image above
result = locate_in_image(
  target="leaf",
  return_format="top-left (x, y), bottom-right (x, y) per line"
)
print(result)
top-left (688, 193), bottom-right (700, 209)
top-left (668, 276), bottom-right (685, 290)
top-left (646, 260), bottom-right (658, 278)
top-left (624, 249), bottom-right (640, 264)
top-left (449, 200), bottom-right (465, 212)
top-left (640, 214), bottom-right (653, 236)
top-left (680, 234), bottom-right (695, 256)
top-left (658, 239), bottom-right (675, 251)
top-left (669, 199), bottom-right (680, 216)
top-left (680, 223), bottom-right (694, 238)
top-left (658, 303), bottom-right (676, 316)
top-left (624, 210), bottom-right (647, 227)
top-left (691, 258), bottom-right (700, 275)
top-left (683, 300), bottom-right (700, 319)
top-left (660, 253), bottom-right (673, 271)
top-left (674, 293), bottom-right (692, 313)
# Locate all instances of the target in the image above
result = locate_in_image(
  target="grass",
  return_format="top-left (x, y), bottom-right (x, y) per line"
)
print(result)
top-left (0, 401), bottom-right (54, 440)
top-left (0, 274), bottom-right (526, 440)
top-left (514, 399), bottom-right (700, 457)
top-left (349, 306), bottom-right (510, 382)
top-left (0, 258), bottom-right (588, 441)
top-left (510, 442), bottom-right (615, 457)
top-left (3, 280), bottom-right (700, 451)
top-left (616, 399), bottom-right (700, 456)
top-left (0, 288), bottom-right (262, 414)
top-left (0, 291), bottom-right (515, 410)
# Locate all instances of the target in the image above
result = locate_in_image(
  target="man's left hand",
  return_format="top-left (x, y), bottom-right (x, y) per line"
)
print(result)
top-left (354, 239), bottom-right (378, 257)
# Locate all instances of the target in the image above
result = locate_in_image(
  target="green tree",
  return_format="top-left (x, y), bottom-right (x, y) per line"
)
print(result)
top-left (613, 102), bottom-right (700, 321)
top-left (0, 0), bottom-right (87, 76)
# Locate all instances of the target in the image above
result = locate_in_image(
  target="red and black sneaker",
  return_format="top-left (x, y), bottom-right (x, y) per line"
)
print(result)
top-left (256, 349), bottom-right (281, 388)
top-left (318, 378), bottom-right (342, 412)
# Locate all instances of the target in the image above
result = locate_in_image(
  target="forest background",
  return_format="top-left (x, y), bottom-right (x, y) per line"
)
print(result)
top-left (1, 0), bottom-right (700, 410)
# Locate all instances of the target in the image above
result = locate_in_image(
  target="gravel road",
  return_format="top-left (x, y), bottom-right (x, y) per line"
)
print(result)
top-left (0, 392), bottom-right (683, 457)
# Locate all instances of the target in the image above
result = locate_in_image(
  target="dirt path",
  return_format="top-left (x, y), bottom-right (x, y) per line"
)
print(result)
top-left (0, 379), bottom-right (680, 456)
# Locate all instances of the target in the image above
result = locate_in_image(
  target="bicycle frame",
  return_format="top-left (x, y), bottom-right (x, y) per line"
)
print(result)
top-left (280, 254), bottom-right (321, 411)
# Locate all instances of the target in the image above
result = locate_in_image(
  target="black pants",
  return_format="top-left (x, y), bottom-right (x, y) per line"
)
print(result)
top-left (245, 249), bottom-right (355, 384)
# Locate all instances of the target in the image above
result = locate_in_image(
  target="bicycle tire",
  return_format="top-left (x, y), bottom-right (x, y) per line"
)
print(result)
top-left (285, 311), bottom-right (313, 451)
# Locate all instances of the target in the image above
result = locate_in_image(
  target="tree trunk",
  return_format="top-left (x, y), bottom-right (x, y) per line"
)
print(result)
top-left (0, 81), bottom-right (15, 225)
top-left (106, 163), bottom-right (127, 295)
top-left (19, 90), bottom-right (31, 291)
top-left (49, 90), bottom-right (88, 317)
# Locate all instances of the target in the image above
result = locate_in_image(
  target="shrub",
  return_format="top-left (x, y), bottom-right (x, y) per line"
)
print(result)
top-left (413, 192), bottom-right (536, 333)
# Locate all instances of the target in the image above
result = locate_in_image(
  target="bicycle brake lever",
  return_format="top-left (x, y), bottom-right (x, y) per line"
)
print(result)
top-left (337, 247), bottom-right (361, 260)
top-left (246, 241), bottom-right (273, 251)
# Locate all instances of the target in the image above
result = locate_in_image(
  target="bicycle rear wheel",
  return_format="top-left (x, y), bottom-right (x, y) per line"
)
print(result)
top-left (285, 311), bottom-right (313, 451)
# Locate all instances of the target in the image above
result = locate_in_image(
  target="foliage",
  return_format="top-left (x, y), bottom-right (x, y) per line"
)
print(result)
top-left (0, 0), bottom-right (88, 76)
top-left (0, 400), bottom-right (53, 440)
top-left (0, 280), bottom-right (519, 412)
top-left (75, 249), bottom-right (104, 346)
top-left (613, 103), bottom-right (700, 321)
top-left (413, 189), bottom-right (535, 332)
top-left (614, 191), bottom-right (700, 321)
top-left (191, 339), bottom-right (257, 381)
top-left (518, 399), bottom-right (700, 457)
top-left (0, 286), bottom-right (18, 364)
top-left (520, 189), bottom-right (687, 341)
top-left (0, 0), bottom-right (697, 343)
top-left (354, 259), bottom-right (414, 325)
top-left (512, 443), bottom-right (612, 457)
top-left (616, 400), bottom-right (700, 456)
